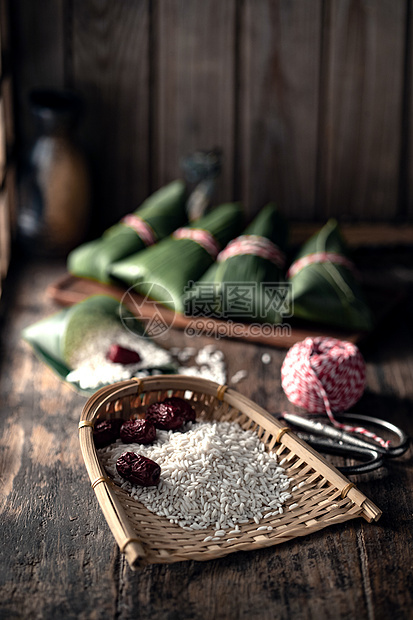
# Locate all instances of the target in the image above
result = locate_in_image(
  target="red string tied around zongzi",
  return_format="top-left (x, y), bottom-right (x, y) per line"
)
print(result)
top-left (217, 235), bottom-right (285, 269)
top-left (287, 252), bottom-right (357, 279)
top-left (121, 214), bottom-right (157, 246)
top-left (173, 227), bottom-right (220, 259)
top-left (281, 337), bottom-right (389, 449)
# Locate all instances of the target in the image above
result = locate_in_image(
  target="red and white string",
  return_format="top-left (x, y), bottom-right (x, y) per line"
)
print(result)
top-left (281, 337), bottom-right (389, 449)
top-left (121, 214), bottom-right (156, 246)
top-left (173, 227), bottom-right (220, 259)
top-left (287, 252), bottom-right (355, 279)
top-left (217, 234), bottom-right (285, 269)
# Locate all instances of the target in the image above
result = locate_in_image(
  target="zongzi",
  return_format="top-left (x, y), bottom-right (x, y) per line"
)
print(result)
top-left (183, 203), bottom-right (288, 323)
top-left (67, 180), bottom-right (187, 283)
top-left (287, 219), bottom-right (373, 331)
top-left (109, 203), bottom-right (244, 313)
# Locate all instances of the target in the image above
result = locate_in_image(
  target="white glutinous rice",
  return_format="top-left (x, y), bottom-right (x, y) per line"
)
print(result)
top-left (177, 345), bottom-right (227, 384)
top-left (230, 369), bottom-right (247, 385)
top-left (99, 420), bottom-right (292, 531)
top-left (176, 347), bottom-right (197, 362)
top-left (66, 323), bottom-right (172, 390)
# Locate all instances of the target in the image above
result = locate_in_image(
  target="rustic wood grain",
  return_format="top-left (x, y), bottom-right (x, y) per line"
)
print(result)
top-left (319, 0), bottom-right (406, 221)
top-left (8, 0), bottom-right (66, 151)
top-left (289, 221), bottom-right (413, 247)
top-left (239, 0), bottom-right (322, 219)
top-left (72, 0), bottom-right (150, 230)
top-left (0, 256), bottom-right (412, 618)
top-left (0, 261), bottom-right (119, 619)
top-left (9, 0), bottom-right (413, 225)
top-left (154, 0), bottom-right (236, 205)
top-left (406, 0), bottom-right (413, 219)
top-left (0, 189), bottom-right (10, 277)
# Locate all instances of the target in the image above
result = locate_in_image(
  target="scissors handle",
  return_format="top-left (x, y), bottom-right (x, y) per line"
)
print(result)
top-left (337, 413), bottom-right (410, 457)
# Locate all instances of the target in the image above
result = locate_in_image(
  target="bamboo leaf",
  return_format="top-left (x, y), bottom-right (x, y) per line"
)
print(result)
top-left (110, 203), bottom-right (244, 314)
top-left (22, 295), bottom-right (176, 395)
top-left (288, 220), bottom-right (373, 331)
top-left (183, 203), bottom-right (288, 323)
top-left (67, 180), bottom-right (187, 284)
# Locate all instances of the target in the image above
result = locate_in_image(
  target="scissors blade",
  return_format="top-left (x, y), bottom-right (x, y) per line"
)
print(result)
top-left (282, 412), bottom-right (382, 453)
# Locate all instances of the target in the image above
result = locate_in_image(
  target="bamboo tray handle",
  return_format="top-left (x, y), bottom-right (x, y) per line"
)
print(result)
top-left (78, 422), bottom-right (146, 567)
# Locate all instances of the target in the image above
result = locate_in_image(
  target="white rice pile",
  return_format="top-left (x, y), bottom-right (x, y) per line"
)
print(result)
top-left (99, 420), bottom-right (292, 537)
top-left (66, 324), bottom-right (172, 389)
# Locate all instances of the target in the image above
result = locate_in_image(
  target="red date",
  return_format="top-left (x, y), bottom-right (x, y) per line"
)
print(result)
top-left (145, 402), bottom-right (185, 430)
top-left (162, 396), bottom-right (196, 422)
top-left (106, 344), bottom-right (141, 364)
top-left (116, 452), bottom-right (161, 486)
top-left (120, 419), bottom-right (156, 444)
top-left (93, 418), bottom-right (123, 448)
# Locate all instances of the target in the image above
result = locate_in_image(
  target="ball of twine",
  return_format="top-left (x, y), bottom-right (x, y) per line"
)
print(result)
top-left (281, 337), bottom-right (366, 415)
top-left (281, 337), bottom-right (387, 448)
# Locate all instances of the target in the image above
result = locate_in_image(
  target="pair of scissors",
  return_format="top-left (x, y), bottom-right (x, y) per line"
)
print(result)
top-left (281, 412), bottom-right (410, 474)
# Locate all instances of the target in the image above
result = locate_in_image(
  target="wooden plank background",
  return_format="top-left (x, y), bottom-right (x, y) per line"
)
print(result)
top-left (8, 0), bottom-right (413, 228)
top-left (319, 0), bottom-right (406, 221)
top-left (239, 0), bottom-right (322, 219)
top-left (71, 0), bottom-right (151, 227)
top-left (154, 0), bottom-right (236, 205)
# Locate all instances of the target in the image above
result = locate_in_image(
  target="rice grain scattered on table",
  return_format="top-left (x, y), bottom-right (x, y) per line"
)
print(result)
top-left (177, 345), bottom-right (226, 384)
top-left (230, 369), bottom-right (248, 384)
top-left (99, 420), bottom-right (292, 532)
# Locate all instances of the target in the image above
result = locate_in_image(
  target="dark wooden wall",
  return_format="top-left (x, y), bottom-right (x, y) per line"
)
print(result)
top-left (8, 0), bottom-right (413, 229)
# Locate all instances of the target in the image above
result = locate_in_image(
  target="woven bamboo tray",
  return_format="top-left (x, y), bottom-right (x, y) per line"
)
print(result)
top-left (78, 375), bottom-right (381, 569)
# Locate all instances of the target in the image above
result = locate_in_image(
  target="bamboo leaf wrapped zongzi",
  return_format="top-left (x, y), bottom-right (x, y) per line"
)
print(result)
top-left (183, 203), bottom-right (288, 323)
top-left (67, 180), bottom-right (187, 283)
top-left (109, 203), bottom-right (244, 314)
top-left (287, 219), bottom-right (373, 331)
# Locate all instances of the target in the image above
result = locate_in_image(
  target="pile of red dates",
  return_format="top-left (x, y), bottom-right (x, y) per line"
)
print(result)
top-left (93, 396), bottom-right (196, 487)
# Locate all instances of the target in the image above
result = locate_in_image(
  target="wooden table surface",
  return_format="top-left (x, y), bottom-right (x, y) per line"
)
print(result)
top-left (1, 257), bottom-right (412, 620)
